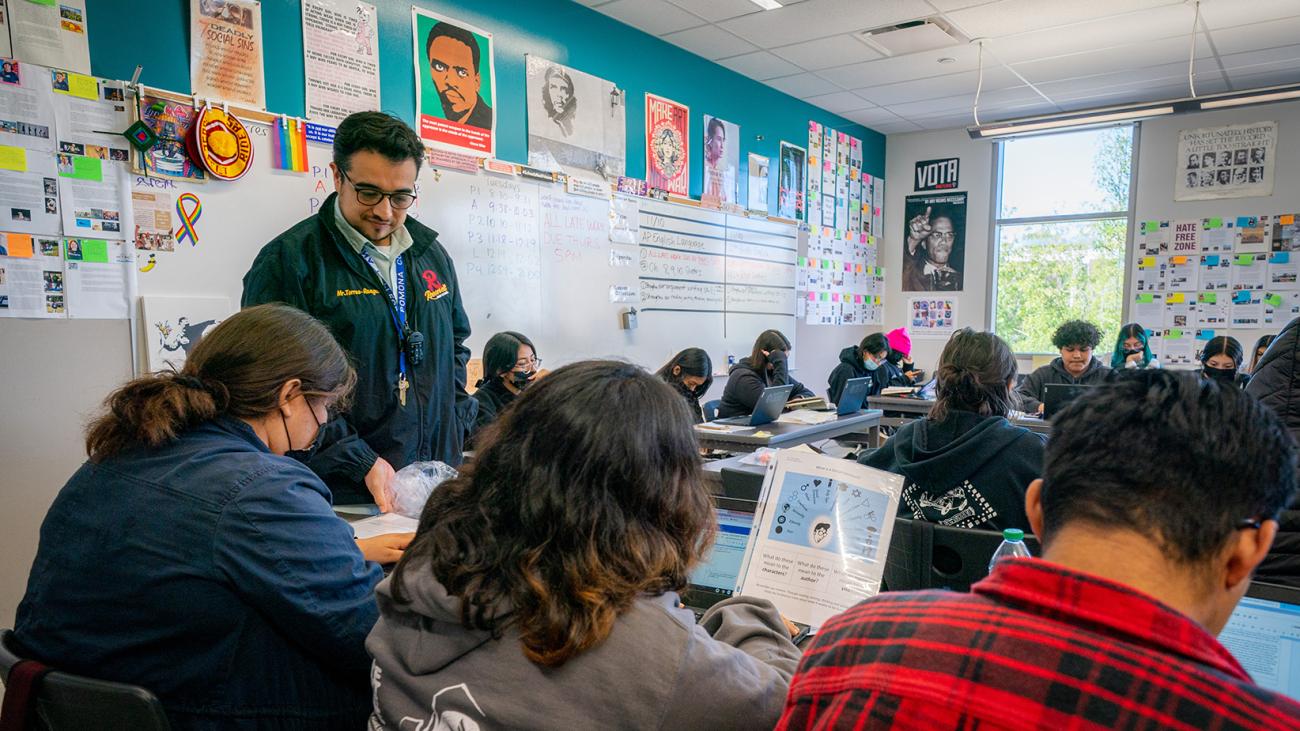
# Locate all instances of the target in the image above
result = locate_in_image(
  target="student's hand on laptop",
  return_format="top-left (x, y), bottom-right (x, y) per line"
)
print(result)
top-left (1036, 403), bottom-right (1045, 415)
top-left (781, 615), bottom-right (801, 638)
top-left (356, 532), bottom-right (414, 565)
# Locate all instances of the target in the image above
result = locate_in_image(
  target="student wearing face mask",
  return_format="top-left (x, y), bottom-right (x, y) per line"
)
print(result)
top-left (1017, 320), bottom-right (1111, 414)
top-left (657, 348), bottom-right (714, 423)
top-left (1199, 335), bottom-right (1250, 389)
top-left (719, 329), bottom-right (815, 418)
top-left (827, 333), bottom-right (891, 405)
top-left (471, 331), bottom-right (550, 438)
top-left (1110, 322), bottom-right (1160, 370)
top-left (884, 328), bottom-right (924, 386)
top-left (12, 305), bottom-right (404, 730)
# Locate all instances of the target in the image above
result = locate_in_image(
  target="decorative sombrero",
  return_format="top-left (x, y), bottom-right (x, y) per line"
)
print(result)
top-left (187, 105), bottom-right (253, 180)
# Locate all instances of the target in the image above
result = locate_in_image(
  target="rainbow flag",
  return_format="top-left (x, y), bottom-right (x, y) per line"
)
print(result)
top-left (271, 118), bottom-right (308, 172)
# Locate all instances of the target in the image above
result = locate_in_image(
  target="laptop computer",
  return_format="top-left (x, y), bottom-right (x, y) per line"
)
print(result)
top-left (1219, 581), bottom-right (1300, 701)
top-left (1042, 383), bottom-right (1094, 419)
top-left (832, 377), bottom-right (871, 415)
top-left (713, 384), bottom-right (796, 426)
top-left (681, 496), bottom-right (758, 620)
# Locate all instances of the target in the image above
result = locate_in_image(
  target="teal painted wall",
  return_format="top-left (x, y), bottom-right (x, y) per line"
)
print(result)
top-left (83, 0), bottom-right (885, 201)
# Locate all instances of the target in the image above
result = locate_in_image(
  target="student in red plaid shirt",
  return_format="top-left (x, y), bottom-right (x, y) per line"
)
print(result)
top-left (779, 368), bottom-right (1300, 730)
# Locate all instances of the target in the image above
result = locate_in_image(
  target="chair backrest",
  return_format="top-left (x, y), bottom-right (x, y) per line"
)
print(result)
top-left (0, 629), bottom-right (171, 731)
top-left (703, 399), bottom-right (721, 422)
top-left (883, 517), bottom-right (1042, 593)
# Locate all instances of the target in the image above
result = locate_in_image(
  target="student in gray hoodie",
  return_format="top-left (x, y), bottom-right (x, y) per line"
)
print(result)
top-left (367, 360), bottom-right (801, 730)
top-left (1017, 319), bottom-right (1112, 413)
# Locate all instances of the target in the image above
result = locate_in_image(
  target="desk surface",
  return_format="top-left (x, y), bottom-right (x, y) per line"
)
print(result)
top-left (867, 395), bottom-right (1051, 435)
top-left (695, 409), bottom-right (882, 451)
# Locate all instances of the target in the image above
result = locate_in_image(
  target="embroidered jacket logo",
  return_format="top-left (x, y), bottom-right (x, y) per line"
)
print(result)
top-left (422, 269), bottom-right (448, 301)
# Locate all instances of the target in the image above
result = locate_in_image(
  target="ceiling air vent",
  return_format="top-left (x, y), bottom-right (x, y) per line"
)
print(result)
top-left (856, 18), bottom-right (969, 57)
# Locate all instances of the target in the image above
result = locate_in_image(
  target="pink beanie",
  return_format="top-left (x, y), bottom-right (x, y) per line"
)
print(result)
top-left (886, 328), bottom-right (911, 356)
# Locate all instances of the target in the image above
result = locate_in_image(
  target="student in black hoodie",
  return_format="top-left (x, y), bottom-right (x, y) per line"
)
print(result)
top-left (471, 331), bottom-right (548, 439)
top-left (718, 330), bottom-right (814, 418)
top-left (657, 348), bottom-right (713, 424)
top-left (1199, 335), bottom-right (1250, 389)
top-left (1017, 319), bottom-right (1111, 414)
top-left (827, 333), bottom-right (890, 405)
top-left (861, 328), bottom-right (1045, 532)
top-left (1246, 317), bottom-right (1300, 588)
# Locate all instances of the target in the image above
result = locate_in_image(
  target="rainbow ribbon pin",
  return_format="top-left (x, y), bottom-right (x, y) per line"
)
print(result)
top-left (175, 193), bottom-right (202, 247)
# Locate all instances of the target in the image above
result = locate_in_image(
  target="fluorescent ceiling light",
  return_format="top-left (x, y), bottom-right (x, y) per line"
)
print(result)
top-left (973, 106), bottom-right (1175, 138)
top-left (749, 0), bottom-right (783, 9)
top-left (1199, 88), bottom-right (1300, 110)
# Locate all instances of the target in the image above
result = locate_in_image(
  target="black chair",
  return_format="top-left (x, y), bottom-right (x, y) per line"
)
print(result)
top-left (0, 629), bottom-right (171, 731)
top-left (703, 399), bottom-right (721, 422)
top-left (883, 517), bottom-right (1041, 593)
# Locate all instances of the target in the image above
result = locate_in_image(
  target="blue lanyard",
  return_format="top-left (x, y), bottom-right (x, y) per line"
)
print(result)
top-left (358, 247), bottom-right (407, 378)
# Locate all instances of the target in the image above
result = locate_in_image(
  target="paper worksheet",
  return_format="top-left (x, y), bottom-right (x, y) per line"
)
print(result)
top-left (1200, 254), bottom-right (1231, 291)
top-left (349, 512), bottom-right (418, 539)
top-left (63, 237), bottom-right (134, 319)
top-left (8, 0), bottom-right (91, 74)
top-left (0, 232), bottom-right (65, 318)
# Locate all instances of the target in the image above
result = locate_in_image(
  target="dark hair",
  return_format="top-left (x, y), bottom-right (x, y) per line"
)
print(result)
top-left (657, 347), bottom-right (713, 397)
top-left (1043, 370), bottom-right (1297, 564)
top-left (1110, 322), bottom-right (1153, 369)
top-left (1250, 334), bottom-right (1275, 372)
top-left (482, 331), bottom-right (536, 381)
top-left (85, 304), bottom-right (355, 461)
top-left (426, 21), bottom-right (481, 72)
top-left (706, 117), bottom-right (726, 140)
top-left (391, 360), bottom-right (713, 667)
top-left (860, 333), bottom-right (889, 358)
top-left (929, 328), bottom-right (1018, 422)
top-left (749, 329), bottom-right (792, 371)
top-left (1051, 319), bottom-right (1101, 350)
top-left (332, 111), bottom-right (424, 174)
top-left (542, 66), bottom-right (574, 117)
top-left (1200, 335), bottom-right (1244, 367)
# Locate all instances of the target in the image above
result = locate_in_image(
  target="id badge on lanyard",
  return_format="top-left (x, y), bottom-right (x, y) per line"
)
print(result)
top-left (359, 248), bottom-right (424, 406)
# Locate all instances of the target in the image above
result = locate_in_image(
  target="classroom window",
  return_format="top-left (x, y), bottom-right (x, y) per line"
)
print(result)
top-left (992, 126), bottom-right (1135, 353)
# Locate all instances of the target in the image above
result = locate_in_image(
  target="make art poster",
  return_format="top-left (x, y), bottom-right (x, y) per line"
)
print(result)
top-left (302, 0), bottom-right (380, 127)
top-left (140, 295), bottom-right (231, 372)
top-left (645, 93), bottom-right (688, 195)
top-left (902, 192), bottom-right (966, 292)
top-left (747, 153), bottom-right (769, 213)
top-left (413, 8), bottom-right (495, 157)
top-left (702, 115), bottom-right (738, 206)
top-left (777, 141), bottom-right (805, 221)
top-left (1175, 121), bottom-right (1276, 201)
top-left (190, 0), bottom-right (266, 109)
top-left (8, 0), bottom-right (90, 74)
top-left (525, 55), bottom-right (624, 180)
top-left (909, 296), bottom-right (956, 339)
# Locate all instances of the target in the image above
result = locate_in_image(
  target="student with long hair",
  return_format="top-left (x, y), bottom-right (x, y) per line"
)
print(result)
top-left (861, 328), bottom-right (1045, 532)
top-left (14, 305), bottom-right (406, 730)
top-left (1110, 322), bottom-right (1159, 370)
top-left (827, 332), bottom-right (890, 404)
top-left (471, 331), bottom-right (548, 437)
top-left (657, 347), bottom-right (714, 423)
top-left (1200, 335), bottom-right (1250, 389)
top-left (368, 361), bottom-right (801, 729)
top-left (1250, 334), bottom-right (1276, 374)
top-left (718, 329), bottom-right (814, 418)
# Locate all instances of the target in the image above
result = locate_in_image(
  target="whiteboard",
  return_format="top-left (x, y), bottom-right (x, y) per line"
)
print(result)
top-left (133, 119), bottom-right (799, 375)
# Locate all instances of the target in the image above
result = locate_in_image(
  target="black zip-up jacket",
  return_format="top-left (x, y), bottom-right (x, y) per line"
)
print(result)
top-left (1246, 316), bottom-right (1300, 587)
top-left (718, 353), bottom-right (814, 419)
top-left (826, 345), bottom-right (898, 404)
top-left (242, 194), bottom-right (476, 504)
top-left (470, 377), bottom-right (515, 439)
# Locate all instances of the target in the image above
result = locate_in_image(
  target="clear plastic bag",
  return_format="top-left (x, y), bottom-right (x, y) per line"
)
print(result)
top-left (390, 461), bottom-right (458, 519)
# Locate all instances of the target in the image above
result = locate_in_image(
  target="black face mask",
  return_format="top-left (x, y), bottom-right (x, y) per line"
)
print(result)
top-left (1124, 347), bottom-right (1144, 356)
top-left (510, 370), bottom-right (534, 391)
top-left (282, 401), bottom-right (322, 463)
top-left (1204, 365), bottom-right (1237, 383)
top-left (675, 380), bottom-right (699, 400)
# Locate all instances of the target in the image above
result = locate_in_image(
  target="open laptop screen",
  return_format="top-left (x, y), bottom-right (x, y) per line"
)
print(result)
top-left (1219, 583), bottom-right (1300, 701)
top-left (684, 507), bottom-right (756, 609)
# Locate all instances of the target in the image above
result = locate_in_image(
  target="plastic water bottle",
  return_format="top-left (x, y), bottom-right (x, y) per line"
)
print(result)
top-left (988, 528), bottom-right (1032, 573)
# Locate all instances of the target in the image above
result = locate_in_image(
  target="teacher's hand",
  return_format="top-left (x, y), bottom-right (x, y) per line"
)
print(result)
top-left (365, 456), bottom-right (396, 513)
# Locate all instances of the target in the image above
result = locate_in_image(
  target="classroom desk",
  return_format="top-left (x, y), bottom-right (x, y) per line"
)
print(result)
top-left (867, 396), bottom-right (1051, 435)
top-left (694, 409), bottom-right (882, 453)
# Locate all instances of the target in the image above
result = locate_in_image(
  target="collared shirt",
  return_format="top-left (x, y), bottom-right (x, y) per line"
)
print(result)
top-left (332, 202), bottom-right (413, 292)
top-left (778, 558), bottom-right (1300, 731)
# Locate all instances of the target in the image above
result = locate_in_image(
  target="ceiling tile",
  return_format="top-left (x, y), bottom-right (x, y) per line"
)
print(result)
top-left (716, 50), bottom-right (804, 80)
top-left (944, 0), bottom-right (1183, 40)
top-left (925, 0), bottom-right (999, 10)
top-left (1209, 17), bottom-right (1300, 58)
top-left (818, 43), bottom-right (984, 90)
top-left (1010, 35), bottom-right (1214, 86)
top-left (855, 67), bottom-right (1021, 105)
top-left (661, 25), bottom-right (759, 59)
top-left (843, 107), bottom-right (906, 125)
top-left (770, 33), bottom-right (884, 70)
top-left (885, 85), bottom-right (1041, 118)
top-left (594, 0), bottom-right (706, 36)
top-left (802, 91), bottom-right (875, 113)
top-left (987, 4), bottom-right (1195, 65)
top-left (870, 119), bottom-right (925, 134)
top-left (1217, 44), bottom-right (1300, 74)
top-left (664, 0), bottom-right (763, 23)
top-left (764, 72), bottom-right (842, 97)
top-left (719, 0), bottom-right (931, 48)
top-left (1224, 68), bottom-right (1300, 92)
top-left (1198, 0), bottom-right (1300, 31)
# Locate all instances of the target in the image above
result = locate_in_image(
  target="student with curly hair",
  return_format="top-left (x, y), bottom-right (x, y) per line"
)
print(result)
top-left (367, 360), bottom-right (802, 729)
top-left (1017, 319), bottom-right (1111, 414)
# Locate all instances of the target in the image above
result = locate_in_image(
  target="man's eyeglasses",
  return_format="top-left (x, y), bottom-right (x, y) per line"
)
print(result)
top-left (341, 170), bottom-right (418, 210)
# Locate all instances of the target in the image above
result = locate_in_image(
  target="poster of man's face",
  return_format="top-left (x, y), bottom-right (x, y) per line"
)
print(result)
top-left (427, 23), bottom-right (489, 128)
top-left (1252, 147), bottom-right (1266, 164)
top-left (1217, 169), bottom-right (1232, 186)
top-left (777, 142), bottom-right (805, 220)
top-left (542, 66), bottom-right (575, 137)
top-left (413, 9), bottom-right (495, 156)
top-left (902, 192), bottom-right (967, 292)
top-left (1218, 150), bottom-right (1233, 167)
top-left (524, 55), bottom-right (625, 178)
top-left (1202, 152), bottom-right (1216, 168)
top-left (702, 115), bottom-right (739, 204)
top-left (1186, 153), bottom-right (1200, 169)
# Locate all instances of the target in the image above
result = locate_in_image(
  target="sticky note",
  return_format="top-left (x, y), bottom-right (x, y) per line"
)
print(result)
top-left (1142, 221), bottom-right (1161, 233)
top-left (0, 145), bottom-right (26, 172)
top-left (1171, 256), bottom-right (1189, 265)
top-left (1237, 216), bottom-right (1255, 227)
top-left (1233, 290), bottom-right (1252, 304)
top-left (1271, 252), bottom-right (1291, 264)
top-left (68, 74), bottom-right (98, 100)
top-left (1167, 329), bottom-right (1184, 339)
top-left (59, 155), bottom-right (103, 181)
top-left (27, 0), bottom-right (55, 5)
top-left (1267, 293), bottom-right (1285, 307)
top-left (1204, 255), bottom-right (1221, 266)
top-left (1205, 217), bottom-right (1223, 228)
top-left (1284, 215), bottom-right (1296, 225)
top-left (1200, 293), bottom-right (1217, 304)
top-left (1139, 256), bottom-right (1157, 267)
top-left (1167, 293), bottom-right (1186, 304)
top-left (80, 239), bottom-right (109, 263)
top-left (806, 292), bottom-right (815, 301)
top-left (1137, 293), bottom-right (1155, 304)
top-left (797, 257), bottom-right (807, 266)
top-left (1197, 330), bottom-right (1216, 340)
top-left (1235, 254), bottom-right (1256, 266)
top-left (4, 233), bottom-right (33, 258)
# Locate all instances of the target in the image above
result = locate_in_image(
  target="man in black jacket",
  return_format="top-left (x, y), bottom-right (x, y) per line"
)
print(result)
top-left (243, 112), bottom-right (475, 507)
top-left (1246, 317), bottom-right (1300, 587)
